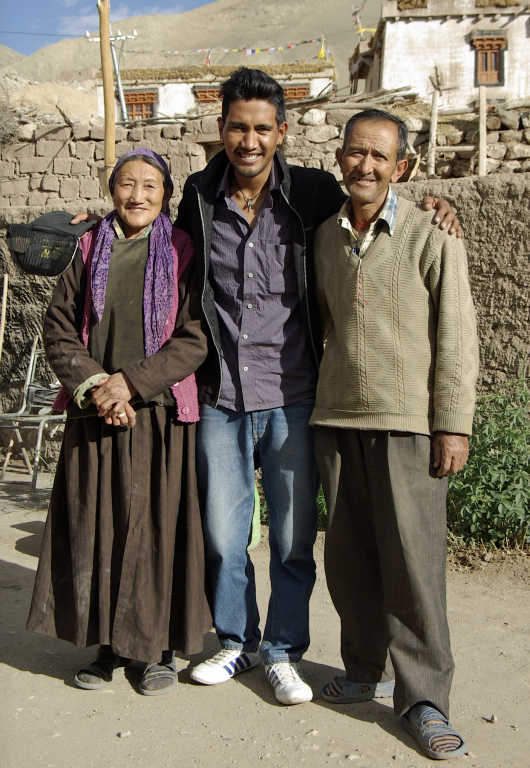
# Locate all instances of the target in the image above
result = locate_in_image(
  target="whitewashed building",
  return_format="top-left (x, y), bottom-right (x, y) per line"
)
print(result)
top-left (350, 1), bottom-right (530, 107)
top-left (97, 63), bottom-right (337, 121)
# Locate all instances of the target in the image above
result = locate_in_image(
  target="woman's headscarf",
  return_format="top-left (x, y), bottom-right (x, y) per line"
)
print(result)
top-left (90, 149), bottom-right (176, 357)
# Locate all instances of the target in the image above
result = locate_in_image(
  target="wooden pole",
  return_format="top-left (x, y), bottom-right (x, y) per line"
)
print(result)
top-left (427, 88), bottom-right (439, 178)
top-left (478, 85), bottom-right (487, 177)
top-left (97, 0), bottom-right (115, 199)
top-left (0, 274), bottom-right (8, 363)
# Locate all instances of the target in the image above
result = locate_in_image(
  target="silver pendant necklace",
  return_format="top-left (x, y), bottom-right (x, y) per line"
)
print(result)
top-left (234, 177), bottom-right (268, 211)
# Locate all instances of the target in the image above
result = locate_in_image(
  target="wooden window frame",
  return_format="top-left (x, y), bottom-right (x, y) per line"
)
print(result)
top-left (472, 35), bottom-right (506, 88)
top-left (282, 84), bottom-right (310, 103)
top-left (194, 87), bottom-right (221, 104)
top-left (124, 90), bottom-right (158, 121)
top-left (194, 83), bottom-right (311, 105)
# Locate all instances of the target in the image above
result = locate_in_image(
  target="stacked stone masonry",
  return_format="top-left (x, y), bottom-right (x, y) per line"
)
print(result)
top-left (0, 121), bottom-right (208, 211)
top-left (2, 106), bottom-right (530, 209)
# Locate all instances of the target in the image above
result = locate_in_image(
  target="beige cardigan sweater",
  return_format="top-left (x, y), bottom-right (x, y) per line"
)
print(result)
top-left (309, 197), bottom-right (479, 436)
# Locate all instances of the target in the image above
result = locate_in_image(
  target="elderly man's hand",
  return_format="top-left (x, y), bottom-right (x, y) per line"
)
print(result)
top-left (422, 196), bottom-right (462, 238)
top-left (433, 432), bottom-right (469, 476)
top-left (70, 212), bottom-right (103, 227)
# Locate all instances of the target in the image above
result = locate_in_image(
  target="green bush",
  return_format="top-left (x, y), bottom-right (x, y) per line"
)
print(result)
top-left (448, 374), bottom-right (530, 548)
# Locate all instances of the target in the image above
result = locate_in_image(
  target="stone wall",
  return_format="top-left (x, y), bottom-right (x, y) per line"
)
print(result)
top-left (279, 106), bottom-right (530, 180)
top-left (397, 174), bottom-right (530, 388)
top-left (0, 120), bottom-right (210, 212)
top-left (0, 149), bottom-right (529, 417)
top-left (2, 104), bottom-right (530, 213)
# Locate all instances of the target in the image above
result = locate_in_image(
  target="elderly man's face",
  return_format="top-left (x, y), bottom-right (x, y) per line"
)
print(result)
top-left (336, 119), bottom-right (408, 208)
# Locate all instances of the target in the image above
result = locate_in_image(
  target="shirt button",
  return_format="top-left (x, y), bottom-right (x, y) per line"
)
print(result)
top-left (181, 406), bottom-right (190, 414)
top-left (243, 366), bottom-right (248, 372)
top-left (247, 303), bottom-right (252, 309)
top-left (248, 242), bottom-right (254, 248)
top-left (248, 272), bottom-right (253, 278)
top-left (242, 334), bottom-right (248, 339)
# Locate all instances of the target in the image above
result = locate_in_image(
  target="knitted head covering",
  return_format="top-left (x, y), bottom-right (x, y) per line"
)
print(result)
top-left (109, 148), bottom-right (174, 200)
top-left (91, 149), bottom-right (176, 357)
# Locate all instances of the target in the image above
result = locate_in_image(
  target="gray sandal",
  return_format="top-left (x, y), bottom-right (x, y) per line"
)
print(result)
top-left (74, 646), bottom-right (123, 690)
top-left (321, 675), bottom-right (395, 703)
top-left (139, 654), bottom-right (178, 696)
top-left (401, 703), bottom-right (467, 760)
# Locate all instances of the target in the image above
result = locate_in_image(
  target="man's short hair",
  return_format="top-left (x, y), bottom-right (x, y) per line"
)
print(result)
top-left (343, 109), bottom-right (408, 162)
top-left (220, 67), bottom-right (287, 128)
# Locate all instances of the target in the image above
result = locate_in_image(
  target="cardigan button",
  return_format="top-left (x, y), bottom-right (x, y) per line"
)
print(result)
top-left (181, 407), bottom-right (190, 414)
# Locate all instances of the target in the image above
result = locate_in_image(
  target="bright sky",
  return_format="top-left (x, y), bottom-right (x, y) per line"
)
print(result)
top-left (0, 0), bottom-right (213, 56)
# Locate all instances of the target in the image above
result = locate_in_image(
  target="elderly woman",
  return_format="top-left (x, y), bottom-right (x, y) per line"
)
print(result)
top-left (27, 149), bottom-right (209, 696)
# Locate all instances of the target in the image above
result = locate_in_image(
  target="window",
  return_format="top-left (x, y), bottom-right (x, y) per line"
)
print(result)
top-left (472, 34), bottom-right (506, 87)
top-left (194, 86), bottom-right (221, 104)
top-left (282, 84), bottom-right (310, 102)
top-left (194, 83), bottom-right (311, 105)
top-left (124, 91), bottom-right (158, 120)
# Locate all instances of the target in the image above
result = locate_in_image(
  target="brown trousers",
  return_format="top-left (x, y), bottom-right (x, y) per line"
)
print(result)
top-left (315, 427), bottom-right (454, 717)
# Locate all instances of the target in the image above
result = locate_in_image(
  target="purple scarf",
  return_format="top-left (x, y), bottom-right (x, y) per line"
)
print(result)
top-left (91, 209), bottom-right (175, 357)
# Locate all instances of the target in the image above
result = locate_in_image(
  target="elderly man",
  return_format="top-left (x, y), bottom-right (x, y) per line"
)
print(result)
top-left (310, 109), bottom-right (479, 757)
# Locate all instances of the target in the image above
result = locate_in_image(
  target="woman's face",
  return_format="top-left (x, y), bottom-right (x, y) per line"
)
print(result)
top-left (111, 160), bottom-right (171, 238)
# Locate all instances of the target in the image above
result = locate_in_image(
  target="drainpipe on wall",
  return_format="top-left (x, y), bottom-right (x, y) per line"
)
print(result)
top-left (109, 36), bottom-right (128, 123)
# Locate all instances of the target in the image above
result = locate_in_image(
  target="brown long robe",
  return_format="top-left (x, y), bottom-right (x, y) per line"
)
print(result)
top-left (27, 236), bottom-right (210, 662)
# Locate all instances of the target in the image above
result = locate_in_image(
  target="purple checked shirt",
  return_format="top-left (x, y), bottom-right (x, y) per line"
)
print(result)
top-left (210, 159), bottom-right (318, 412)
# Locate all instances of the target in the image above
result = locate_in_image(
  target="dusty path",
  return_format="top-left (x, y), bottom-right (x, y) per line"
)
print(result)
top-left (1, 471), bottom-right (529, 768)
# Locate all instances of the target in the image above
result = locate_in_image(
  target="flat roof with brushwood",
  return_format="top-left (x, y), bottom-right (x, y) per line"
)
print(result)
top-left (99, 62), bottom-right (336, 83)
top-left (390, 0), bottom-right (523, 14)
top-left (475, 0), bottom-right (521, 6)
top-left (398, 0), bottom-right (427, 9)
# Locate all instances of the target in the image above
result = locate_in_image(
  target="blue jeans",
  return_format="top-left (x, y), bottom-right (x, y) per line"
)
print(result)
top-left (196, 402), bottom-right (319, 664)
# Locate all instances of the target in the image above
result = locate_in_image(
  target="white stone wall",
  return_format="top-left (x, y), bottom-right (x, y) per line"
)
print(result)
top-left (379, 13), bottom-right (530, 107)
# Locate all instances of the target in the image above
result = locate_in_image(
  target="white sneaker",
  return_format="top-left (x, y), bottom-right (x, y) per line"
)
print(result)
top-left (264, 662), bottom-right (313, 705)
top-left (190, 649), bottom-right (260, 685)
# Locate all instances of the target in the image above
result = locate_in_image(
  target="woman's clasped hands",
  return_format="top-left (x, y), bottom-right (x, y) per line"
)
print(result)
top-left (91, 372), bottom-right (138, 427)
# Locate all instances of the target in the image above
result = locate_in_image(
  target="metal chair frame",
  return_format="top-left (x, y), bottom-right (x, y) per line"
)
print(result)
top-left (0, 336), bottom-right (66, 491)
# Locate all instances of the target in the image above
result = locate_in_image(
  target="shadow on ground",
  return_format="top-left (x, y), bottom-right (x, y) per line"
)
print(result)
top-left (11, 520), bottom-right (45, 558)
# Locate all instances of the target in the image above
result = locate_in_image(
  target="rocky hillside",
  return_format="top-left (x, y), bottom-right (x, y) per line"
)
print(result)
top-left (0, 0), bottom-right (384, 90)
top-left (0, 45), bottom-right (25, 71)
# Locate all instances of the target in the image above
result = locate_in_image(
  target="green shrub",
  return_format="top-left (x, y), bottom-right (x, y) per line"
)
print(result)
top-left (448, 374), bottom-right (530, 548)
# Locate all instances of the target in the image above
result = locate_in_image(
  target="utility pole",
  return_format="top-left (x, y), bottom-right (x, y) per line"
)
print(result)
top-left (96, 0), bottom-right (114, 198)
top-left (87, 6), bottom-right (137, 197)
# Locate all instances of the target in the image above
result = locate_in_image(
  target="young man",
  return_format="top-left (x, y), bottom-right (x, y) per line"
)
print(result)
top-left (311, 109), bottom-right (478, 756)
top-left (71, 69), bottom-right (462, 705)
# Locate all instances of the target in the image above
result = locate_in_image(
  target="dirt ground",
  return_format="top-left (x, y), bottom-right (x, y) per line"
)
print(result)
top-left (1, 470), bottom-right (529, 768)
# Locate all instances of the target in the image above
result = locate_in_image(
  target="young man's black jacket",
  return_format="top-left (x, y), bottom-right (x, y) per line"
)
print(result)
top-left (175, 148), bottom-right (347, 407)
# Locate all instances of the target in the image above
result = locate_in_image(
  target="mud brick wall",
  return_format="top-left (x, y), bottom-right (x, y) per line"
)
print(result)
top-left (0, 159), bottom-right (529, 415)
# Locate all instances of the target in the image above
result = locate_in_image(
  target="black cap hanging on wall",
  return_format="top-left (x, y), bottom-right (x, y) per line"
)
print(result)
top-left (6, 211), bottom-right (97, 277)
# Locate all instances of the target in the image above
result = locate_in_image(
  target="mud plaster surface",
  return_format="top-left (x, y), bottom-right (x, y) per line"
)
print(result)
top-left (0, 471), bottom-right (529, 768)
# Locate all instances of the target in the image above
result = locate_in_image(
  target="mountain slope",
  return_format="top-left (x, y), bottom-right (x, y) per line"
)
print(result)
top-left (4, 0), bottom-right (384, 90)
top-left (0, 43), bottom-right (26, 70)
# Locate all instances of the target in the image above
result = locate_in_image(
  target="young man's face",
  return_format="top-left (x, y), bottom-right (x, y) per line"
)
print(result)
top-left (218, 99), bottom-right (288, 181)
top-left (336, 119), bottom-right (408, 208)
